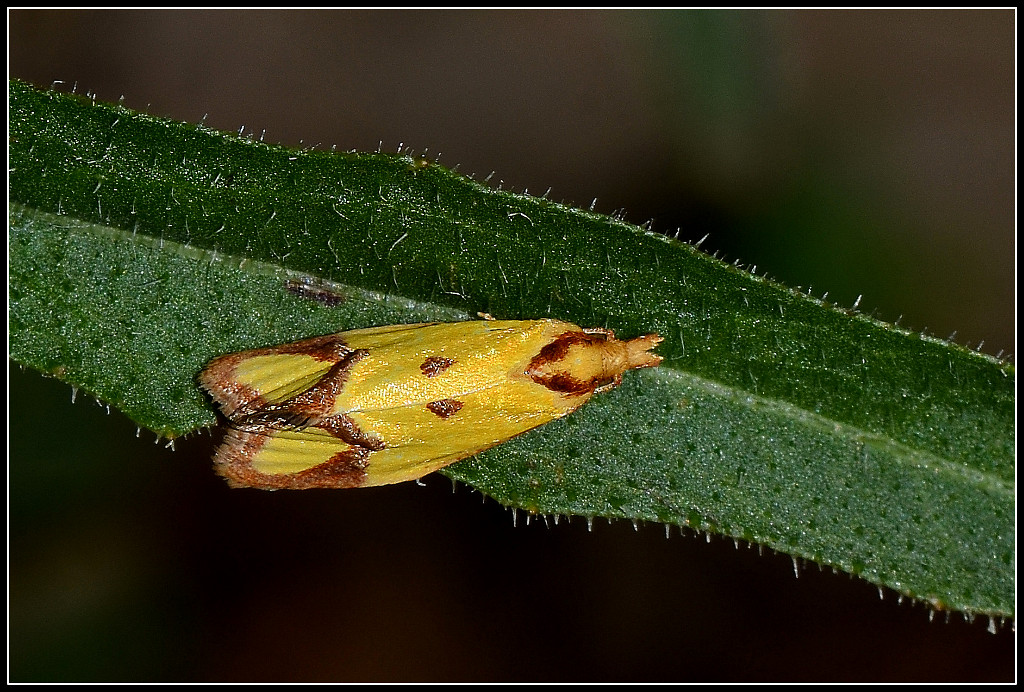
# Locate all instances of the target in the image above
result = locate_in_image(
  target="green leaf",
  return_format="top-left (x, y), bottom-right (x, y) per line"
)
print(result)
top-left (9, 79), bottom-right (1014, 618)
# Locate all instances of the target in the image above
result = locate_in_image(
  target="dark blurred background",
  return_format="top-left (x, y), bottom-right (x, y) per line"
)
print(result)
top-left (9, 10), bottom-right (1014, 681)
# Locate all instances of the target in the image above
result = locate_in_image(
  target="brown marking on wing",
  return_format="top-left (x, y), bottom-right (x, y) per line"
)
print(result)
top-left (214, 427), bottom-right (373, 489)
top-left (318, 413), bottom-right (386, 451)
top-left (426, 398), bottom-right (464, 419)
top-left (533, 330), bottom-right (606, 362)
top-left (199, 333), bottom-right (360, 419)
top-left (231, 348), bottom-right (369, 427)
top-left (214, 410), bottom-right (385, 489)
top-left (268, 334), bottom-right (357, 362)
top-left (420, 355), bottom-right (455, 378)
top-left (529, 371), bottom-right (593, 395)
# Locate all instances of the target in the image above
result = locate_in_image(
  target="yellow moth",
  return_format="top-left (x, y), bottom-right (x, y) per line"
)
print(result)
top-left (199, 319), bottom-right (663, 489)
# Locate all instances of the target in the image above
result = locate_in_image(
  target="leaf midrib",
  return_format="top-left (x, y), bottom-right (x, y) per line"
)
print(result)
top-left (654, 366), bottom-right (1014, 497)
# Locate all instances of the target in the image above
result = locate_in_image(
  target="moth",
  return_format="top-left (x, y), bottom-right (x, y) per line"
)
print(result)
top-left (199, 319), bottom-right (662, 489)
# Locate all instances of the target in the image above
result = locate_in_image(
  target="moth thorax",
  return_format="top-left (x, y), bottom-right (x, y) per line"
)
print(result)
top-left (527, 331), bottom-right (663, 395)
